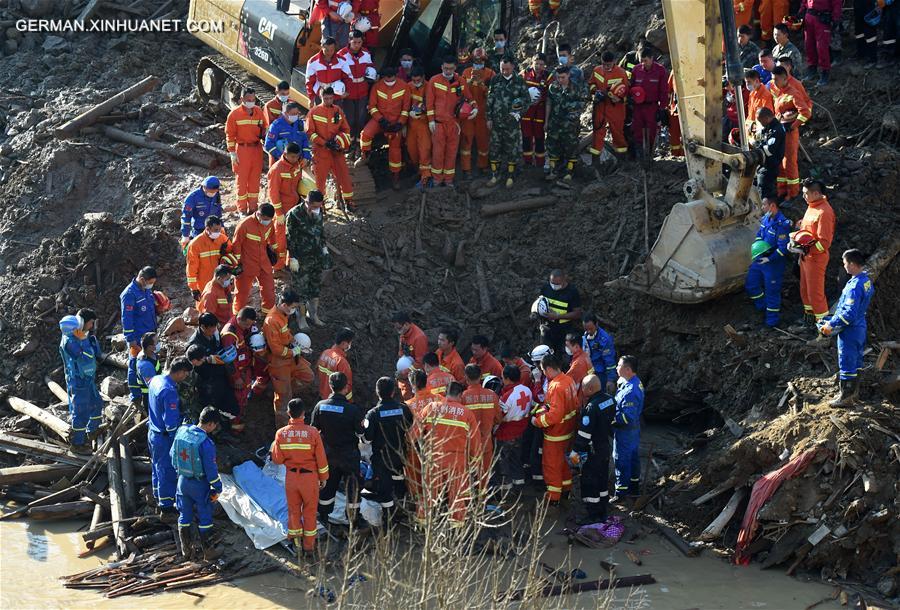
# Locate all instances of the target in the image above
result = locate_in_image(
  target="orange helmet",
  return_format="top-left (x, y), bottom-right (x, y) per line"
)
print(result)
top-left (630, 86), bottom-right (646, 104)
top-left (789, 230), bottom-right (818, 253)
top-left (153, 290), bottom-right (172, 313)
top-left (613, 83), bottom-right (627, 98)
top-left (457, 100), bottom-right (474, 120)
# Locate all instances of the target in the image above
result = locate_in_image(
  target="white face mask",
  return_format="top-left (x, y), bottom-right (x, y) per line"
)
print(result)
top-left (286, 113), bottom-right (300, 123)
top-left (208, 231), bottom-right (221, 240)
top-left (565, 346), bottom-right (573, 356)
top-left (473, 63), bottom-right (485, 70)
top-left (259, 218), bottom-right (271, 226)
top-left (278, 94), bottom-right (289, 102)
top-left (221, 278), bottom-right (232, 287)
top-left (312, 209), bottom-right (322, 217)
top-left (203, 189), bottom-right (217, 197)
top-left (384, 78), bottom-right (396, 86)
top-left (401, 60), bottom-right (413, 69)
top-left (442, 70), bottom-right (455, 79)
top-left (145, 281), bottom-right (156, 291)
top-left (558, 55), bottom-right (569, 66)
top-left (550, 282), bottom-right (562, 291)
top-left (243, 101), bottom-right (255, 109)
top-left (503, 73), bottom-right (513, 80)
top-left (495, 40), bottom-right (506, 49)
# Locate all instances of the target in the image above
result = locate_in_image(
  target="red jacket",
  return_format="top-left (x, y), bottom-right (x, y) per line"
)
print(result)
top-left (532, 372), bottom-right (579, 442)
top-left (399, 323), bottom-right (429, 367)
top-left (426, 368), bottom-right (454, 398)
top-left (317, 345), bottom-right (353, 400)
top-left (305, 50), bottom-right (347, 100)
top-left (336, 46), bottom-right (374, 100)
top-left (272, 418), bottom-right (329, 480)
top-left (469, 352), bottom-right (503, 381)
top-left (461, 385), bottom-right (502, 447)
top-left (267, 156), bottom-right (303, 216)
top-left (221, 316), bottom-right (253, 373)
top-left (630, 61), bottom-right (669, 107)
top-left (369, 78), bottom-right (411, 123)
top-left (437, 347), bottom-right (466, 383)
top-left (801, 0), bottom-right (841, 23)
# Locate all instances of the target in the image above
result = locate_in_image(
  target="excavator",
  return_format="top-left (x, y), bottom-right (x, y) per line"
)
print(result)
top-left (609, 0), bottom-right (767, 303)
top-left (188, 0), bottom-right (512, 207)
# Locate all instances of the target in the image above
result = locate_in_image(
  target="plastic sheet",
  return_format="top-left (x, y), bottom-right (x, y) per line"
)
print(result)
top-left (218, 472), bottom-right (286, 549)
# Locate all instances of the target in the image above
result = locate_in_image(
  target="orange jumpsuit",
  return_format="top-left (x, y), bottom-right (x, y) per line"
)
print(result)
top-left (461, 384), bottom-right (502, 489)
top-left (771, 80), bottom-right (812, 198)
top-left (264, 309), bottom-right (314, 416)
top-left (426, 73), bottom-right (474, 185)
top-left (437, 347), bottom-right (466, 383)
top-left (316, 345), bottom-right (353, 400)
top-left (667, 72), bottom-right (684, 157)
top-left (404, 390), bottom-right (435, 503)
top-left (186, 231), bottom-right (230, 295)
top-left (225, 105), bottom-right (266, 214)
top-left (230, 215), bottom-right (276, 315)
top-left (532, 372), bottom-right (579, 501)
top-left (565, 347), bottom-right (595, 402)
top-left (306, 103), bottom-right (354, 203)
top-left (588, 64), bottom-right (629, 155)
top-left (264, 97), bottom-right (285, 127)
top-left (796, 195), bottom-right (835, 320)
top-left (267, 156), bottom-right (303, 270)
top-left (425, 368), bottom-right (454, 398)
top-left (399, 323), bottom-right (429, 368)
top-left (405, 81), bottom-right (432, 181)
top-left (198, 279), bottom-right (233, 325)
top-left (734, 0), bottom-right (755, 29)
top-left (745, 83), bottom-right (775, 139)
top-left (759, 0), bottom-right (788, 40)
top-left (417, 398), bottom-right (482, 525)
top-left (469, 352), bottom-right (504, 381)
top-left (361, 78), bottom-right (410, 174)
top-left (459, 66), bottom-right (494, 171)
top-left (271, 418), bottom-right (329, 550)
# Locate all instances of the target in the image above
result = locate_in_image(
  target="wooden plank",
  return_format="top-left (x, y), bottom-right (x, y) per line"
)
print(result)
top-left (56, 76), bottom-right (160, 137)
top-left (8, 397), bottom-right (70, 442)
top-left (46, 378), bottom-right (69, 403)
top-left (107, 445), bottom-right (129, 559)
top-left (0, 432), bottom-right (93, 467)
top-left (28, 500), bottom-right (94, 520)
top-left (699, 488), bottom-right (747, 541)
top-left (119, 438), bottom-right (136, 516)
top-left (0, 463), bottom-right (79, 486)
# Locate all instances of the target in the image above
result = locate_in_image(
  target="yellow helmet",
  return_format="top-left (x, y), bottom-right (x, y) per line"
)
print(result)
top-left (298, 175), bottom-right (316, 197)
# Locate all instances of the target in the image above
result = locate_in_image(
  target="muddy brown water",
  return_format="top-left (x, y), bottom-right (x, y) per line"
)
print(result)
top-left (1, 520), bottom-right (843, 609)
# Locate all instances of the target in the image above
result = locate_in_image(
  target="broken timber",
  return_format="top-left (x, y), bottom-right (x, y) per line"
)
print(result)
top-left (7, 397), bottom-right (70, 442)
top-left (56, 75), bottom-right (160, 137)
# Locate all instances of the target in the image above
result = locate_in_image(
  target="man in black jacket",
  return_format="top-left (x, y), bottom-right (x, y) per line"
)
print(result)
top-left (310, 371), bottom-right (365, 524)
top-left (364, 376), bottom-right (414, 524)
top-left (570, 374), bottom-right (615, 523)
top-left (188, 312), bottom-right (239, 426)
top-left (754, 107), bottom-right (786, 201)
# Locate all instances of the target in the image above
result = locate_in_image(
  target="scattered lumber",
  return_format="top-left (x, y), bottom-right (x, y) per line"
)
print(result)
top-left (480, 196), bottom-right (557, 217)
top-left (692, 479), bottom-right (736, 506)
top-left (0, 463), bottom-right (78, 486)
top-left (98, 126), bottom-right (216, 169)
top-left (56, 76), bottom-right (160, 137)
top-left (28, 500), bottom-right (95, 520)
top-left (0, 431), bottom-right (92, 467)
top-left (119, 438), bottom-right (136, 515)
top-left (699, 488), bottom-right (748, 541)
top-left (75, 0), bottom-right (102, 24)
top-left (8, 397), bottom-right (70, 442)
top-left (106, 444), bottom-right (129, 559)
top-left (45, 378), bottom-right (70, 403)
top-left (506, 574), bottom-right (656, 600)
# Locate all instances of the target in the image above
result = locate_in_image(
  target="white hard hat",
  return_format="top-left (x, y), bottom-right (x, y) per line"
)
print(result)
top-left (293, 332), bottom-right (312, 354)
top-left (531, 295), bottom-right (550, 317)
top-left (329, 80), bottom-right (346, 96)
top-left (528, 86), bottom-right (541, 103)
top-left (396, 355), bottom-right (414, 373)
top-left (249, 333), bottom-right (266, 350)
top-left (337, 1), bottom-right (353, 20)
top-left (529, 344), bottom-right (553, 362)
top-left (365, 66), bottom-right (378, 81)
top-left (355, 15), bottom-right (372, 33)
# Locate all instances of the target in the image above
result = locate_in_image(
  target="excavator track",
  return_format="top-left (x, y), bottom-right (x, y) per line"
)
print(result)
top-left (196, 54), bottom-right (377, 209)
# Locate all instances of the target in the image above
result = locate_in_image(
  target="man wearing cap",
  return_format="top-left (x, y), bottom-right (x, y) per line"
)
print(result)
top-left (58, 309), bottom-right (104, 454)
top-left (360, 66), bottom-right (409, 188)
top-left (180, 176), bottom-right (222, 251)
top-left (747, 198), bottom-right (792, 328)
top-left (265, 102), bottom-right (312, 165)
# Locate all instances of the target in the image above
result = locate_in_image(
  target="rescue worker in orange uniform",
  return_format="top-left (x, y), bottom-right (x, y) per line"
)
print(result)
top-left (521, 53), bottom-right (552, 167)
top-left (469, 335), bottom-right (504, 380)
top-left (461, 364), bottom-right (502, 491)
top-left (271, 398), bottom-right (329, 556)
top-left (744, 68), bottom-right (775, 141)
top-left (459, 48), bottom-right (494, 178)
top-left (790, 179), bottom-right (836, 323)
top-left (198, 265), bottom-right (234, 326)
top-left (220, 307), bottom-right (257, 432)
top-left (423, 352), bottom-right (454, 398)
top-left (770, 66), bottom-right (812, 200)
top-left (186, 215), bottom-right (230, 303)
top-left (306, 87), bottom-right (355, 209)
top-left (759, 0), bottom-right (789, 40)
top-left (264, 81), bottom-right (291, 127)
top-left (263, 290), bottom-right (314, 426)
top-left (531, 353), bottom-right (579, 503)
top-left (666, 71), bottom-right (684, 157)
top-left (564, 333), bottom-right (595, 399)
top-left (734, 0), bottom-right (756, 29)
top-left (404, 369), bottom-right (434, 504)
top-left (588, 51), bottom-right (630, 159)
top-left (426, 56), bottom-right (476, 188)
top-left (267, 142), bottom-right (305, 271)
top-left (225, 88), bottom-right (266, 215)
top-left (360, 67), bottom-right (410, 188)
top-left (436, 328), bottom-right (466, 383)
top-left (417, 382), bottom-right (482, 526)
top-left (405, 67), bottom-right (432, 189)
top-left (230, 203), bottom-right (278, 316)
top-left (501, 347), bottom-right (534, 385)
top-left (392, 310), bottom-right (429, 368)
top-left (316, 327), bottom-right (354, 400)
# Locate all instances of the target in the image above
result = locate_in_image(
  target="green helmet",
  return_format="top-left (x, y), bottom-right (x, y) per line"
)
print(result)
top-left (750, 239), bottom-right (771, 259)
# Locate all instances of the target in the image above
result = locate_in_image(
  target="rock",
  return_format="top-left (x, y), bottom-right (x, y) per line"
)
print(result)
top-left (160, 80), bottom-right (181, 98)
top-left (100, 376), bottom-right (128, 398)
top-left (19, 34), bottom-right (39, 53)
top-left (3, 39), bottom-right (16, 56)
top-left (645, 25), bottom-right (668, 53)
top-left (42, 36), bottom-right (70, 54)
top-left (181, 307), bottom-right (199, 327)
top-left (12, 338), bottom-right (39, 358)
top-left (6, 28), bottom-right (22, 41)
top-left (108, 36), bottom-right (128, 52)
top-left (876, 576), bottom-right (897, 597)
top-left (163, 316), bottom-right (187, 336)
top-left (109, 333), bottom-right (127, 351)
top-left (20, 0), bottom-right (56, 17)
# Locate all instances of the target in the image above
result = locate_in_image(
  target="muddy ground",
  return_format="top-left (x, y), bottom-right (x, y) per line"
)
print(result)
top-left (0, 0), bottom-right (898, 598)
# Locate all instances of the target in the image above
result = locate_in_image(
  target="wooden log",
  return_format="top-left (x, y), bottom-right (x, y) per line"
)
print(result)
top-left (28, 500), bottom-right (94, 520)
top-left (56, 76), bottom-right (160, 137)
top-left (82, 525), bottom-right (113, 543)
top-left (71, 404), bottom-right (136, 484)
top-left (475, 261), bottom-right (492, 313)
top-left (480, 196), bottom-right (557, 218)
top-left (85, 502), bottom-right (106, 550)
top-left (699, 487), bottom-right (747, 541)
top-left (506, 574), bottom-right (656, 601)
top-left (75, 0), bottom-right (102, 23)
top-left (0, 432), bottom-right (92, 467)
top-left (8, 397), bottom-right (70, 442)
top-left (119, 438), bottom-right (136, 516)
top-left (692, 479), bottom-right (736, 505)
top-left (865, 235), bottom-right (900, 283)
top-left (655, 520), bottom-right (699, 557)
top-left (45, 378), bottom-right (70, 403)
top-left (99, 126), bottom-right (215, 169)
top-left (79, 486), bottom-right (111, 510)
top-left (0, 463), bottom-right (78, 486)
top-left (107, 444), bottom-right (129, 559)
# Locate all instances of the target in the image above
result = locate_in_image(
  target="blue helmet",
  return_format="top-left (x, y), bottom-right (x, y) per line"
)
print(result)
top-left (59, 315), bottom-right (81, 336)
top-left (202, 176), bottom-right (220, 190)
top-left (218, 345), bottom-right (238, 364)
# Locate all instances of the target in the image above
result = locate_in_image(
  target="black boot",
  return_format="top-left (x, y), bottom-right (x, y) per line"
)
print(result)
top-left (179, 527), bottom-right (194, 561)
top-left (159, 506), bottom-right (179, 524)
top-left (828, 379), bottom-right (854, 407)
top-left (199, 531), bottom-right (223, 561)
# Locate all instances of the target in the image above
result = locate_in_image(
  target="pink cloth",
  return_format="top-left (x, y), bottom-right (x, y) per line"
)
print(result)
top-left (578, 516), bottom-right (625, 543)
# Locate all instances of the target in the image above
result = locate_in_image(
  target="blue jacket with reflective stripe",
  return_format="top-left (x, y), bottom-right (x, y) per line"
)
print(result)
top-left (582, 328), bottom-right (617, 379)
top-left (827, 272), bottom-right (874, 332)
top-left (264, 116), bottom-right (312, 161)
top-left (756, 210), bottom-right (792, 258)
top-left (614, 376), bottom-right (644, 430)
top-left (181, 187), bottom-right (222, 238)
top-left (148, 374), bottom-right (182, 435)
top-left (60, 333), bottom-right (101, 385)
top-left (120, 279), bottom-right (156, 345)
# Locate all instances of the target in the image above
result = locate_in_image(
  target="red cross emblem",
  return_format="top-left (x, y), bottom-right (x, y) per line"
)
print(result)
top-left (179, 449), bottom-right (189, 462)
top-left (516, 391), bottom-right (531, 410)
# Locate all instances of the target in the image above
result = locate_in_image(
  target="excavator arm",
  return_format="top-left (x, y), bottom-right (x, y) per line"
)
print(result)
top-left (610, 0), bottom-right (766, 303)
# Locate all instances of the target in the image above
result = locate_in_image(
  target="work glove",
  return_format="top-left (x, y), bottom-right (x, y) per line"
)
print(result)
top-left (736, 1), bottom-right (745, 11)
top-left (531, 368), bottom-right (542, 383)
top-left (656, 108), bottom-right (668, 123)
top-left (379, 117), bottom-right (390, 130)
top-left (510, 111), bottom-right (521, 122)
top-left (428, 120), bottom-right (436, 133)
top-left (229, 151), bottom-right (239, 166)
top-left (593, 90), bottom-right (606, 103)
top-left (180, 236), bottom-right (189, 250)
top-left (322, 245), bottom-right (329, 256)
top-left (207, 354), bottom-right (225, 365)
top-left (210, 493), bottom-right (219, 503)
top-left (756, 256), bottom-right (770, 264)
top-left (468, 107), bottom-right (478, 120)
top-left (265, 245), bottom-right (278, 266)
top-left (817, 320), bottom-right (834, 336)
top-left (289, 257), bottom-right (300, 272)
top-left (191, 289), bottom-right (201, 302)
top-left (292, 345), bottom-right (304, 357)
top-left (231, 264), bottom-right (243, 276)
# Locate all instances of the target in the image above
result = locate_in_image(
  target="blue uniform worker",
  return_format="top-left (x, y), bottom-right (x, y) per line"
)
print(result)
top-left (171, 424), bottom-right (222, 534)
top-left (58, 316), bottom-right (103, 448)
top-left (121, 274), bottom-right (157, 401)
top-left (746, 207), bottom-right (792, 326)
top-left (822, 269), bottom-right (874, 388)
top-left (136, 353), bottom-right (161, 401)
top-left (264, 115), bottom-right (312, 162)
top-left (582, 327), bottom-right (616, 387)
top-left (612, 374), bottom-right (644, 496)
top-left (180, 177), bottom-right (222, 239)
top-left (148, 373), bottom-right (183, 509)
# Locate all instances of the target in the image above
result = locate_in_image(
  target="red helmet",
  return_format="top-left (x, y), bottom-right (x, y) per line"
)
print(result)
top-left (630, 86), bottom-right (646, 104)
top-left (457, 100), bottom-right (474, 120)
top-left (783, 15), bottom-right (803, 30)
top-left (613, 83), bottom-right (627, 98)
top-left (790, 230), bottom-right (818, 252)
top-left (727, 127), bottom-right (741, 146)
top-left (153, 290), bottom-right (172, 313)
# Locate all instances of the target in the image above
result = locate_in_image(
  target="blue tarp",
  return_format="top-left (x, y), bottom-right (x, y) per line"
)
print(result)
top-left (232, 461), bottom-right (289, 528)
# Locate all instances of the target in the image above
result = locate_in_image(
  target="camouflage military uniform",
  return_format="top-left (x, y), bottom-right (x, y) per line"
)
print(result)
top-left (178, 371), bottom-right (202, 424)
top-left (285, 202), bottom-right (332, 301)
top-left (487, 73), bottom-right (531, 176)
top-left (486, 47), bottom-right (515, 73)
top-left (546, 81), bottom-right (588, 176)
